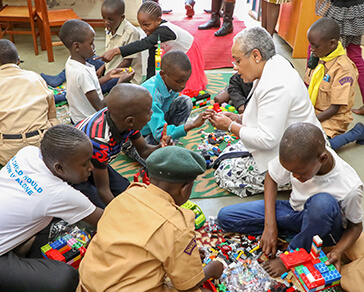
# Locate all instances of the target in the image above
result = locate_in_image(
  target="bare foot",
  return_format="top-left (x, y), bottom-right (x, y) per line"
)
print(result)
top-left (262, 257), bottom-right (288, 278)
top-left (352, 105), bottom-right (364, 115)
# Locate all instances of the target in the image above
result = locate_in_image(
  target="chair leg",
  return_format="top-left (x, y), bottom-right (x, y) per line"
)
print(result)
top-left (43, 22), bottom-right (54, 62)
top-left (30, 18), bottom-right (39, 55)
top-left (37, 19), bottom-right (46, 51)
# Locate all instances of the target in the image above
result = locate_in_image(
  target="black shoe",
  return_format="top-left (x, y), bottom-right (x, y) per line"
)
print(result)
top-left (214, 20), bottom-right (233, 36)
top-left (198, 13), bottom-right (220, 30)
top-left (162, 9), bottom-right (172, 14)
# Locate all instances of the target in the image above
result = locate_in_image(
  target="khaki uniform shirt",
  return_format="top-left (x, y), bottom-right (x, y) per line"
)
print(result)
top-left (304, 55), bottom-right (358, 138)
top-left (77, 183), bottom-right (204, 292)
top-left (105, 19), bottom-right (142, 85)
top-left (0, 64), bottom-right (59, 165)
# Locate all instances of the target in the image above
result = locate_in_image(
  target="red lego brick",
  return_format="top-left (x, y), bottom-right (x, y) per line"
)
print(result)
top-left (280, 248), bottom-right (312, 269)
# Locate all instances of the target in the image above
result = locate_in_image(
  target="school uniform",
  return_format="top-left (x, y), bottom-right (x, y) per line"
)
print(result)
top-left (0, 64), bottom-right (59, 165)
top-left (77, 183), bottom-right (204, 292)
top-left (104, 19), bottom-right (142, 85)
top-left (304, 54), bottom-right (358, 137)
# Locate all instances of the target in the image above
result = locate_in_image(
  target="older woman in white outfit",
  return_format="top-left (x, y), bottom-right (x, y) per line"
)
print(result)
top-left (209, 27), bottom-right (322, 197)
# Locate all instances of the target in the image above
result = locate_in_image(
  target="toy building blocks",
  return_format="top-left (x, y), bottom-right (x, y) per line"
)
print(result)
top-left (41, 231), bottom-right (91, 269)
top-left (134, 167), bottom-right (150, 185)
top-left (279, 236), bottom-right (341, 292)
top-left (181, 200), bottom-right (206, 229)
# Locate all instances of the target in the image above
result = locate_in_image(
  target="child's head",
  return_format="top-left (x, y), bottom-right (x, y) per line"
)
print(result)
top-left (41, 124), bottom-right (94, 185)
top-left (101, 0), bottom-right (125, 35)
top-left (160, 50), bottom-right (192, 93)
top-left (146, 146), bottom-right (206, 205)
top-left (0, 39), bottom-right (19, 66)
top-left (137, 1), bottom-right (162, 36)
top-left (307, 17), bottom-right (340, 58)
top-left (60, 19), bottom-right (96, 61)
top-left (279, 123), bottom-right (328, 183)
top-left (106, 83), bottom-right (153, 131)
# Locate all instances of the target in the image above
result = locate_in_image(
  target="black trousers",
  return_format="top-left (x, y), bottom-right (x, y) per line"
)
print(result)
top-left (0, 223), bottom-right (78, 292)
top-left (73, 164), bottom-right (130, 209)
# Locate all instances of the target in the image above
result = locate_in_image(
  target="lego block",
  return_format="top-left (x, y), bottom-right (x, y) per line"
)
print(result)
top-left (45, 249), bottom-right (66, 262)
top-left (313, 235), bottom-right (323, 247)
top-left (279, 248), bottom-right (312, 269)
top-left (314, 262), bottom-right (329, 274)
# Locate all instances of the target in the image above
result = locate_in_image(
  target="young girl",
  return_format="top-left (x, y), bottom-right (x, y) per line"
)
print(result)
top-left (97, 1), bottom-right (207, 94)
top-left (315, 0), bottom-right (364, 115)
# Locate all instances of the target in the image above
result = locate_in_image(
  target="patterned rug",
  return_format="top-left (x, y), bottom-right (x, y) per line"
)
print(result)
top-left (110, 71), bottom-right (236, 199)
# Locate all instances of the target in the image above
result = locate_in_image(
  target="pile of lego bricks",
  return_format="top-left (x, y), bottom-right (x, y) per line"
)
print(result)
top-left (41, 233), bottom-right (90, 269)
top-left (280, 236), bottom-right (341, 292)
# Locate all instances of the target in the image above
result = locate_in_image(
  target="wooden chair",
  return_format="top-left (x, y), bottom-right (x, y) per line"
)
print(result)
top-left (35, 0), bottom-right (80, 62)
top-left (0, 0), bottom-right (39, 55)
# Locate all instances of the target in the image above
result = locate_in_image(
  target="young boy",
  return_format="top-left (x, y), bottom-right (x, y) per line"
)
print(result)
top-left (218, 122), bottom-right (363, 277)
top-left (305, 17), bottom-right (364, 149)
top-left (214, 72), bottom-right (253, 114)
top-left (141, 50), bottom-right (210, 144)
top-left (74, 83), bottom-right (171, 209)
top-left (77, 146), bottom-right (223, 292)
top-left (42, 0), bottom-right (142, 90)
top-left (0, 39), bottom-right (59, 166)
top-left (59, 19), bottom-right (133, 124)
top-left (0, 124), bottom-right (103, 292)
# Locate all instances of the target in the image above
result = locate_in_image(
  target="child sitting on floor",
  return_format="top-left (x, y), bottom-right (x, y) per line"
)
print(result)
top-left (59, 19), bottom-right (134, 124)
top-left (96, 1), bottom-right (208, 94)
top-left (0, 124), bottom-right (103, 292)
top-left (305, 17), bottom-right (364, 150)
top-left (42, 0), bottom-right (142, 90)
top-left (74, 83), bottom-right (172, 209)
top-left (217, 122), bottom-right (363, 277)
top-left (77, 146), bottom-right (223, 292)
top-left (214, 72), bottom-right (253, 114)
top-left (141, 50), bottom-right (211, 144)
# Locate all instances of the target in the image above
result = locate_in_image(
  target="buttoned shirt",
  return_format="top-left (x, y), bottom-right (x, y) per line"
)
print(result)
top-left (105, 19), bottom-right (142, 85)
top-left (304, 54), bottom-right (358, 137)
top-left (77, 183), bottom-right (204, 292)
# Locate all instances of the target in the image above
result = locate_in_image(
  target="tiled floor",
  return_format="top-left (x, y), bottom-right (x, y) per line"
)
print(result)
top-left (11, 0), bottom-right (364, 218)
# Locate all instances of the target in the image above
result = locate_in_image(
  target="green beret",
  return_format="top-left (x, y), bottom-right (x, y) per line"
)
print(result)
top-left (146, 146), bottom-right (206, 182)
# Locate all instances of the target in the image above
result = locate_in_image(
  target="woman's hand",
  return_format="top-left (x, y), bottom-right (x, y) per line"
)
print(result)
top-left (208, 113), bottom-right (232, 132)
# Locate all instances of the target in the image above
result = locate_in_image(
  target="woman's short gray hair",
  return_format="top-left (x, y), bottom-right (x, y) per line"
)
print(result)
top-left (233, 27), bottom-right (276, 61)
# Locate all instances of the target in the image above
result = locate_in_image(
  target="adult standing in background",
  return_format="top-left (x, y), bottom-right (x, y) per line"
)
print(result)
top-left (198, 0), bottom-right (236, 37)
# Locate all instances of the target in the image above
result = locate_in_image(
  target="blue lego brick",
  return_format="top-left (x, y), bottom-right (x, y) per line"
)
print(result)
top-left (50, 237), bottom-right (67, 249)
top-left (322, 270), bottom-right (341, 285)
top-left (302, 266), bottom-right (310, 275)
top-left (314, 262), bottom-right (329, 274)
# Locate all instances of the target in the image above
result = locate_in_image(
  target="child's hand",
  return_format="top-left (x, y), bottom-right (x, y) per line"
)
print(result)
top-left (208, 113), bottom-right (232, 132)
top-left (260, 226), bottom-right (278, 259)
top-left (96, 64), bottom-right (105, 78)
top-left (106, 68), bottom-right (135, 83)
top-left (94, 47), bottom-right (120, 62)
top-left (160, 123), bottom-right (173, 147)
top-left (326, 249), bottom-right (343, 272)
top-left (192, 111), bottom-right (211, 128)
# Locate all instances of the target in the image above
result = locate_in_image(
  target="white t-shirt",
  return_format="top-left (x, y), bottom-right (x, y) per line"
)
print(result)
top-left (240, 54), bottom-right (322, 173)
top-left (268, 147), bottom-right (363, 225)
top-left (65, 57), bottom-right (104, 123)
top-left (0, 146), bottom-right (96, 256)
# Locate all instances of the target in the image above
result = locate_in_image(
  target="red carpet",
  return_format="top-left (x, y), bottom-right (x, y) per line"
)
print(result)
top-left (163, 13), bottom-right (246, 70)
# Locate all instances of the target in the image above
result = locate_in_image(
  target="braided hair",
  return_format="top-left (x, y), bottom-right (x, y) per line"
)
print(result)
top-left (138, 1), bottom-right (162, 20)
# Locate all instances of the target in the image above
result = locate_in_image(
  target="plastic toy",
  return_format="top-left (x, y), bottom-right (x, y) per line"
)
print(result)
top-left (279, 235), bottom-right (341, 292)
top-left (155, 35), bottom-right (163, 73)
top-left (41, 232), bottom-right (90, 269)
top-left (134, 168), bottom-right (150, 185)
top-left (181, 200), bottom-right (206, 229)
